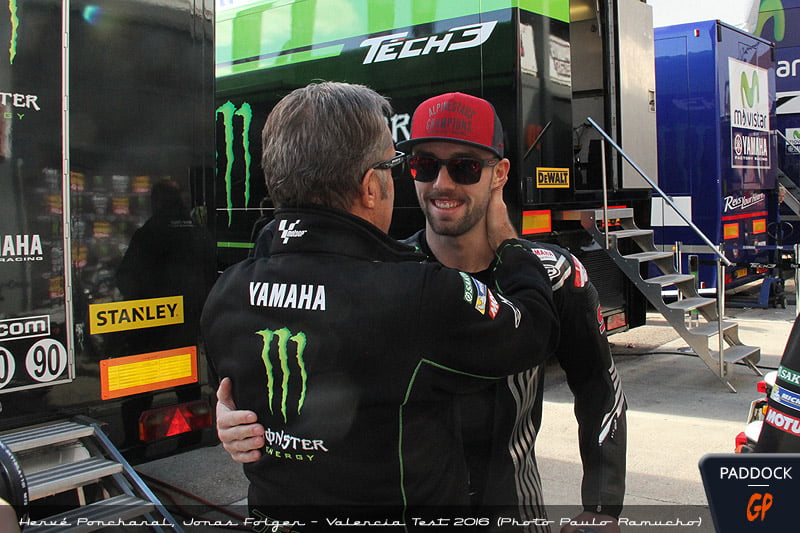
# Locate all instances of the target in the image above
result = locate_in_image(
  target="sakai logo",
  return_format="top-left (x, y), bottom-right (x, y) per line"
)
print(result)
top-left (746, 492), bottom-right (773, 522)
top-left (257, 327), bottom-right (308, 423)
top-left (360, 21), bottom-right (497, 65)
top-left (216, 100), bottom-right (253, 226)
top-left (278, 219), bottom-right (306, 244)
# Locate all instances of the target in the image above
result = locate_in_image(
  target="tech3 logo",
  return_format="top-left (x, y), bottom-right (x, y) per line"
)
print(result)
top-left (257, 327), bottom-right (308, 423)
top-left (217, 100), bottom-right (253, 226)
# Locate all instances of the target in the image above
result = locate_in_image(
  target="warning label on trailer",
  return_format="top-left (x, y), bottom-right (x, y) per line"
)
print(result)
top-left (89, 296), bottom-right (184, 335)
top-left (536, 167), bottom-right (570, 188)
top-left (100, 346), bottom-right (198, 399)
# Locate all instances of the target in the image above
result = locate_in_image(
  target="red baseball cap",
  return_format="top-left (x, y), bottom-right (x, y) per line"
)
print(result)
top-left (398, 92), bottom-right (505, 158)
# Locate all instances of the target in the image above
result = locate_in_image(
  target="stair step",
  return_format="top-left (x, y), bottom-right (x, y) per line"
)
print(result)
top-left (621, 251), bottom-right (674, 262)
top-left (667, 297), bottom-right (716, 312)
top-left (721, 345), bottom-right (761, 365)
top-left (644, 273), bottom-right (696, 287)
top-left (26, 457), bottom-right (123, 500)
top-left (23, 494), bottom-right (155, 533)
top-left (688, 321), bottom-right (738, 338)
top-left (609, 228), bottom-right (653, 239)
top-left (1, 421), bottom-right (95, 453)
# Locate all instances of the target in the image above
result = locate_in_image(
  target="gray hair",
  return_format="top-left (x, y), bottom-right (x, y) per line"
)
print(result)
top-left (261, 81), bottom-right (393, 210)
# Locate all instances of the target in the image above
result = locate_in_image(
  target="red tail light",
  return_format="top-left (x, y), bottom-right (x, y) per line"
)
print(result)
top-left (757, 380), bottom-right (768, 394)
top-left (139, 400), bottom-right (212, 442)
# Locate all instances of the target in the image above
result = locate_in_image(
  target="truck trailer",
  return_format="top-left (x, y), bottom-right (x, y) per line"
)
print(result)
top-left (652, 20), bottom-right (778, 294)
top-left (0, 0), bottom-right (216, 525)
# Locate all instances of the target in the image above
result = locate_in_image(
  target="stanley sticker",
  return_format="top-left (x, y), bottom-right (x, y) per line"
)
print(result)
top-left (89, 296), bottom-right (184, 334)
top-left (536, 167), bottom-right (570, 188)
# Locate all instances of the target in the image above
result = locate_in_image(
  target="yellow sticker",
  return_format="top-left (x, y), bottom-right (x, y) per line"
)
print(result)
top-left (100, 346), bottom-right (198, 399)
top-left (89, 296), bottom-right (184, 334)
top-left (536, 167), bottom-right (570, 188)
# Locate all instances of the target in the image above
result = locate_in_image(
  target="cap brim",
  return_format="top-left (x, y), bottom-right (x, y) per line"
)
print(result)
top-left (397, 137), bottom-right (503, 159)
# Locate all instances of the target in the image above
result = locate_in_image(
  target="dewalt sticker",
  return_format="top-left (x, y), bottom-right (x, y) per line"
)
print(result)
top-left (536, 167), bottom-right (570, 188)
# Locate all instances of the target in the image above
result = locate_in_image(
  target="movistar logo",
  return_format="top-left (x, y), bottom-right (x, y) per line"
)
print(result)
top-left (257, 327), bottom-right (308, 423)
top-left (216, 100), bottom-right (253, 226)
top-left (756, 0), bottom-right (785, 42)
top-left (741, 71), bottom-right (760, 108)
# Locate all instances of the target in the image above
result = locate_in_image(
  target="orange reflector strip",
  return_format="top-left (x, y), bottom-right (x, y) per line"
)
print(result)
top-left (100, 346), bottom-right (198, 400)
top-left (521, 210), bottom-right (551, 235)
top-left (723, 222), bottom-right (740, 239)
top-left (752, 218), bottom-right (766, 234)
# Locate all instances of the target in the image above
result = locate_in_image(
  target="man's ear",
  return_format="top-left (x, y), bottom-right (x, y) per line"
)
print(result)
top-left (491, 158), bottom-right (511, 191)
top-left (358, 169), bottom-right (381, 209)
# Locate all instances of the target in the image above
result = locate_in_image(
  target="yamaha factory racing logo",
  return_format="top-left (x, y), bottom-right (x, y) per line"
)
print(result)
top-left (360, 20), bottom-right (497, 64)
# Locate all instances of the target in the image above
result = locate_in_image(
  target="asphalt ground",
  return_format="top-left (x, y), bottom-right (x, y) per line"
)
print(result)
top-left (135, 281), bottom-right (800, 531)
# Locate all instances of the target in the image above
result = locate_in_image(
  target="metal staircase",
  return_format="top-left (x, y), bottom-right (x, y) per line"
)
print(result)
top-left (574, 118), bottom-right (761, 392)
top-left (554, 207), bottom-right (760, 391)
top-left (0, 417), bottom-right (182, 532)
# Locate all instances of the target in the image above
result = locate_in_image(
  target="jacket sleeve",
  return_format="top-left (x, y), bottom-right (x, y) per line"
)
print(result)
top-left (551, 250), bottom-right (627, 518)
top-left (415, 240), bottom-right (560, 380)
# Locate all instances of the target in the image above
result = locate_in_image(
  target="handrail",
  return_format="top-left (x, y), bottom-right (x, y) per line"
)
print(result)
top-left (586, 117), bottom-right (732, 266)
top-left (775, 129), bottom-right (800, 154)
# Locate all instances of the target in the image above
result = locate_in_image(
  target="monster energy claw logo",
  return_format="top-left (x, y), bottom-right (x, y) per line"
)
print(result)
top-left (257, 327), bottom-right (308, 423)
top-left (217, 100), bottom-right (253, 226)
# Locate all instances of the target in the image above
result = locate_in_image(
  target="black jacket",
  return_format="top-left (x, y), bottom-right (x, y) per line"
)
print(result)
top-left (405, 230), bottom-right (627, 527)
top-left (201, 207), bottom-right (559, 526)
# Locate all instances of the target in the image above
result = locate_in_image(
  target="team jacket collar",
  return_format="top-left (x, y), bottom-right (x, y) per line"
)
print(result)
top-left (270, 206), bottom-right (426, 263)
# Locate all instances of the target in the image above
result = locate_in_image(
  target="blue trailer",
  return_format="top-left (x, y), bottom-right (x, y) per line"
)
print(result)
top-left (758, 0), bottom-right (800, 245)
top-left (653, 20), bottom-right (778, 294)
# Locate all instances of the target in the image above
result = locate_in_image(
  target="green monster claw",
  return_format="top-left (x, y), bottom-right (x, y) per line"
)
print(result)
top-left (257, 329), bottom-right (277, 415)
top-left (234, 103), bottom-right (252, 212)
top-left (9, 0), bottom-right (18, 64)
top-left (217, 101), bottom-right (236, 227)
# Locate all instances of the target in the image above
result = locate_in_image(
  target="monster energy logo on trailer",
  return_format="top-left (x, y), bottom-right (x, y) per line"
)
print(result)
top-left (217, 100), bottom-right (253, 226)
top-left (257, 327), bottom-right (308, 423)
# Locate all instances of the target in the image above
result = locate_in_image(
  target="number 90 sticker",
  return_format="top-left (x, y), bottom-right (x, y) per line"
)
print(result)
top-left (0, 347), bottom-right (15, 389)
top-left (25, 339), bottom-right (67, 382)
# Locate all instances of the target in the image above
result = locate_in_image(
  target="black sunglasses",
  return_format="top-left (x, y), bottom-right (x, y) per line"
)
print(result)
top-left (407, 155), bottom-right (498, 185)
top-left (370, 151), bottom-right (406, 178)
